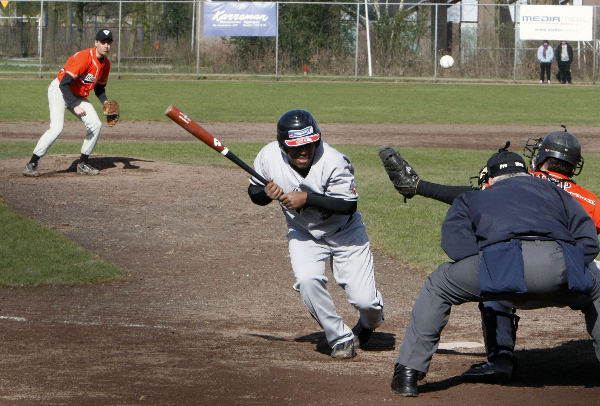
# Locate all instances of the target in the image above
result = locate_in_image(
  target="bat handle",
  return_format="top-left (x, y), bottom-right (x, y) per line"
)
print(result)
top-left (225, 150), bottom-right (269, 186)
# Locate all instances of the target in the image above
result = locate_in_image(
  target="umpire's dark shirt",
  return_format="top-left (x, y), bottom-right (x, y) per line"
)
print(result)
top-left (441, 174), bottom-right (599, 264)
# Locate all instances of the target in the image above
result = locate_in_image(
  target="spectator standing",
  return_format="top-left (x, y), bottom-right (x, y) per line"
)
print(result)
top-left (556, 40), bottom-right (573, 84)
top-left (537, 40), bottom-right (553, 84)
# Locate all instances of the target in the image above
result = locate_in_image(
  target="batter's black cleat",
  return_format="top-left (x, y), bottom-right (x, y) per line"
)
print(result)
top-left (352, 321), bottom-right (373, 349)
top-left (391, 363), bottom-right (424, 397)
top-left (461, 355), bottom-right (514, 383)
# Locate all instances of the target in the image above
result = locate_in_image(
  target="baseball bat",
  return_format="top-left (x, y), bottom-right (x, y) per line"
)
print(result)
top-left (165, 105), bottom-right (268, 186)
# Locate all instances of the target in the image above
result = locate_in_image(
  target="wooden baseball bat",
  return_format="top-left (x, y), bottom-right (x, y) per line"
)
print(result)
top-left (165, 105), bottom-right (268, 186)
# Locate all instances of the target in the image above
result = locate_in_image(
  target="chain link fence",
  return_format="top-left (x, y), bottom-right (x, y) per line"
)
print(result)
top-left (1, 0), bottom-right (599, 82)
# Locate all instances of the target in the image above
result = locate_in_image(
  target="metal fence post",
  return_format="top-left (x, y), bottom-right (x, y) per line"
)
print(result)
top-left (364, 0), bottom-right (372, 77)
top-left (191, 0), bottom-right (196, 52)
top-left (593, 6), bottom-right (597, 84)
top-left (513, 3), bottom-right (519, 83)
top-left (38, 0), bottom-right (43, 78)
top-left (434, 4), bottom-right (438, 81)
top-left (117, 0), bottom-right (122, 79)
top-left (196, 0), bottom-right (201, 78)
top-left (276, 2), bottom-right (279, 80)
top-left (354, 2), bottom-right (359, 81)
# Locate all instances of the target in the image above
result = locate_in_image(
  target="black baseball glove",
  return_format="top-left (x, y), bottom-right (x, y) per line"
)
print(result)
top-left (379, 146), bottom-right (420, 202)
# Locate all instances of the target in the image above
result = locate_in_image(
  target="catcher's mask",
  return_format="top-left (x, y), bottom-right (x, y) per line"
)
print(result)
top-left (471, 141), bottom-right (527, 188)
top-left (523, 125), bottom-right (583, 176)
top-left (277, 109), bottom-right (321, 150)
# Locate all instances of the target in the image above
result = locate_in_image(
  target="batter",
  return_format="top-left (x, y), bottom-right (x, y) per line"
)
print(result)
top-left (248, 109), bottom-right (384, 359)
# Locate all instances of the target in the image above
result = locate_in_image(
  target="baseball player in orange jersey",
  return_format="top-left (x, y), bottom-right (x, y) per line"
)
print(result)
top-left (23, 29), bottom-right (114, 177)
top-left (529, 171), bottom-right (600, 231)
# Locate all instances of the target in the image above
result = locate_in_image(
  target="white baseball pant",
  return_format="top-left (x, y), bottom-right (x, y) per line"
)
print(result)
top-left (33, 78), bottom-right (102, 158)
top-left (288, 218), bottom-right (384, 348)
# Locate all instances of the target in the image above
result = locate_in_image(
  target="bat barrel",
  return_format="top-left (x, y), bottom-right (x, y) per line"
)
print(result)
top-left (165, 104), bottom-right (268, 186)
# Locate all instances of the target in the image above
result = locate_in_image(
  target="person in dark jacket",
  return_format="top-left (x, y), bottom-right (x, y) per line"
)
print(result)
top-left (556, 40), bottom-right (573, 84)
top-left (390, 148), bottom-right (600, 397)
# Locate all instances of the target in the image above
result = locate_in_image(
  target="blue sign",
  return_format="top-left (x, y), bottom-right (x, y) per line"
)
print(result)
top-left (204, 2), bottom-right (277, 37)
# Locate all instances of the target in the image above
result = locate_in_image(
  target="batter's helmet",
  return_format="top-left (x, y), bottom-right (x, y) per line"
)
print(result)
top-left (277, 109), bottom-right (321, 150)
top-left (523, 126), bottom-right (583, 176)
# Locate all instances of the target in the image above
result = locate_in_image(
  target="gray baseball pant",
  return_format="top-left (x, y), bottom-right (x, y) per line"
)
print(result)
top-left (396, 240), bottom-right (600, 373)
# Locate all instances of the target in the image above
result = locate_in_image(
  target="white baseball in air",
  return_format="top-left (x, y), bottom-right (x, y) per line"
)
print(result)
top-left (440, 55), bottom-right (454, 69)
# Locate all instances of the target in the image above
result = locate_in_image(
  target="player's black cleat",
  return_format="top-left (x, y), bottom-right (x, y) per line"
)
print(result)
top-left (352, 321), bottom-right (373, 349)
top-left (391, 363), bottom-right (424, 397)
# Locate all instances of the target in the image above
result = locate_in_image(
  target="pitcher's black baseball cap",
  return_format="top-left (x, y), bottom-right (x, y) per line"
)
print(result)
top-left (96, 29), bottom-right (113, 42)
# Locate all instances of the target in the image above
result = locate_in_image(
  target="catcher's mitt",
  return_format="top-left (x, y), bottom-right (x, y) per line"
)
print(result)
top-left (103, 100), bottom-right (120, 127)
top-left (379, 146), bottom-right (420, 202)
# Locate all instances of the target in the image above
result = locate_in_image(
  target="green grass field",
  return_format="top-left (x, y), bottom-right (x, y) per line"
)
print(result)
top-left (1, 79), bottom-right (599, 285)
top-left (1, 79), bottom-right (600, 125)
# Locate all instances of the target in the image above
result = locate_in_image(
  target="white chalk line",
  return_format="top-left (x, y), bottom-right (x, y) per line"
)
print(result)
top-left (0, 315), bottom-right (174, 330)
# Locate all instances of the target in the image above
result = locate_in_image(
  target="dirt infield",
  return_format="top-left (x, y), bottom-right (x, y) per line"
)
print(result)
top-left (0, 121), bottom-right (599, 405)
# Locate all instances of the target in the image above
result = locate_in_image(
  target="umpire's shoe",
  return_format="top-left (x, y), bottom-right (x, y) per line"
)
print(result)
top-left (391, 363), bottom-right (425, 397)
top-left (77, 161), bottom-right (100, 175)
top-left (461, 354), bottom-right (514, 383)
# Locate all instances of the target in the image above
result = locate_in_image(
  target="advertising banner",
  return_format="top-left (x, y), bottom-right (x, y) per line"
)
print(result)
top-left (519, 5), bottom-right (593, 41)
top-left (204, 2), bottom-right (277, 37)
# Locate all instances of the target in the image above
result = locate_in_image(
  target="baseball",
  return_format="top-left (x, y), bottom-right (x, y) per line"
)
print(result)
top-left (440, 55), bottom-right (454, 69)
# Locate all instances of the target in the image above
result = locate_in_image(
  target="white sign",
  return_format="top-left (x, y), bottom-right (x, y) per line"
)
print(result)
top-left (448, 0), bottom-right (478, 23)
top-left (519, 5), bottom-right (593, 41)
top-left (204, 2), bottom-right (277, 37)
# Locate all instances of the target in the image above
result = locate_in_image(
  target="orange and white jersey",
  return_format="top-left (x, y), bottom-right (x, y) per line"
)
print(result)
top-left (57, 47), bottom-right (110, 98)
top-left (530, 169), bottom-right (600, 232)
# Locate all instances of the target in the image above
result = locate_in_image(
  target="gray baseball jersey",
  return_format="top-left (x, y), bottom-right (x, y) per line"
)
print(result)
top-left (251, 141), bottom-right (359, 239)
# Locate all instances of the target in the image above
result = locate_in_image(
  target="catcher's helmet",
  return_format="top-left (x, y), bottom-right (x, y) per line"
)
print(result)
top-left (523, 126), bottom-right (583, 176)
top-left (277, 109), bottom-right (321, 150)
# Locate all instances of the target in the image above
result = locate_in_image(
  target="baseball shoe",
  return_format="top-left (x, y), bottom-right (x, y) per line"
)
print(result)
top-left (23, 162), bottom-right (39, 177)
top-left (547, 80), bottom-right (551, 84)
top-left (77, 161), bottom-right (100, 175)
top-left (352, 321), bottom-right (373, 349)
top-left (539, 80), bottom-right (543, 84)
top-left (330, 337), bottom-right (357, 359)
top-left (391, 363), bottom-right (425, 397)
top-left (461, 355), bottom-right (514, 383)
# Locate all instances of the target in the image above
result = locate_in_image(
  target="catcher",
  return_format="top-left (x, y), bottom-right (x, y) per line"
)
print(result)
top-left (23, 29), bottom-right (119, 177)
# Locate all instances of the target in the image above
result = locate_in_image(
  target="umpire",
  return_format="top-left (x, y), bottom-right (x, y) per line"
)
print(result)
top-left (391, 149), bottom-right (600, 397)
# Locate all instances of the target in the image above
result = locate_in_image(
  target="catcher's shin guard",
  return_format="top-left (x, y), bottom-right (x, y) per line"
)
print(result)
top-left (479, 302), bottom-right (519, 361)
